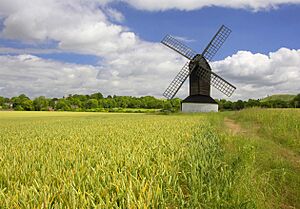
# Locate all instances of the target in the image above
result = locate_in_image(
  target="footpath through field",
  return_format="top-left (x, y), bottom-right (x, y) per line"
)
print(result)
top-left (223, 113), bottom-right (300, 209)
top-left (224, 117), bottom-right (244, 135)
top-left (224, 116), bottom-right (300, 169)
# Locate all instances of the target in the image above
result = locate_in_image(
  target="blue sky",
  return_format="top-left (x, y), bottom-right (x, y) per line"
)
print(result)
top-left (118, 4), bottom-right (300, 56)
top-left (2, 3), bottom-right (300, 62)
top-left (0, 0), bottom-right (300, 100)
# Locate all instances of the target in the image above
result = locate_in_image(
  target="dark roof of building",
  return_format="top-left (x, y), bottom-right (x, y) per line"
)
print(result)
top-left (182, 94), bottom-right (217, 104)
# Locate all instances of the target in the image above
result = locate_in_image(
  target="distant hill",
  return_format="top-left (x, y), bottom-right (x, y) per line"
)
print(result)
top-left (261, 94), bottom-right (296, 102)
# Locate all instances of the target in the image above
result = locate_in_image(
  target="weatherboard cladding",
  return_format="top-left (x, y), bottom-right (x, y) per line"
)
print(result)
top-left (189, 57), bottom-right (211, 96)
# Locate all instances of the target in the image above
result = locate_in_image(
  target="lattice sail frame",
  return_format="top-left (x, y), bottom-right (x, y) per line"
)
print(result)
top-left (163, 62), bottom-right (190, 99)
top-left (196, 67), bottom-right (236, 97)
top-left (202, 25), bottom-right (231, 62)
top-left (161, 35), bottom-right (197, 60)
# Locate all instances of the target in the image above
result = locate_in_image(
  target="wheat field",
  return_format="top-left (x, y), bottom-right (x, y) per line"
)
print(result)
top-left (0, 110), bottom-right (299, 208)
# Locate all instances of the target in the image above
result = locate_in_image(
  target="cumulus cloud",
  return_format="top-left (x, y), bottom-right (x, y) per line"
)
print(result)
top-left (1, 48), bottom-right (300, 100)
top-left (0, 54), bottom-right (101, 98)
top-left (121, 0), bottom-right (300, 11)
top-left (0, 51), bottom-right (186, 98)
top-left (97, 42), bottom-right (187, 96)
top-left (212, 48), bottom-right (300, 100)
top-left (0, 0), bottom-right (136, 56)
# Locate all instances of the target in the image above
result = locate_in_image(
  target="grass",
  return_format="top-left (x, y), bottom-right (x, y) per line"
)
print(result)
top-left (231, 108), bottom-right (300, 153)
top-left (85, 108), bottom-right (161, 113)
top-left (225, 108), bottom-right (300, 208)
top-left (0, 110), bottom-right (299, 208)
top-left (261, 94), bottom-right (296, 102)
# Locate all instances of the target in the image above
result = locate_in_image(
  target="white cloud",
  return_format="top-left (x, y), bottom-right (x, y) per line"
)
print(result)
top-left (212, 48), bottom-right (300, 100)
top-left (1, 48), bottom-right (300, 100)
top-left (0, 51), bottom-right (186, 98)
top-left (120, 0), bottom-right (300, 11)
top-left (172, 36), bottom-right (196, 43)
top-left (0, 0), bottom-right (136, 56)
top-left (0, 54), bottom-right (101, 98)
top-left (106, 8), bottom-right (125, 22)
top-left (97, 42), bottom-right (187, 96)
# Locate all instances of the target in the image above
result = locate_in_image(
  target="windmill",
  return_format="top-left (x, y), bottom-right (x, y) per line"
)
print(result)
top-left (161, 25), bottom-right (236, 112)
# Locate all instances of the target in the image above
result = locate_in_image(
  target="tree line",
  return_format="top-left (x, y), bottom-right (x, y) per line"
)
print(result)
top-left (0, 93), bottom-right (181, 112)
top-left (217, 95), bottom-right (300, 111)
top-left (0, 93), bottom-right (299, 112)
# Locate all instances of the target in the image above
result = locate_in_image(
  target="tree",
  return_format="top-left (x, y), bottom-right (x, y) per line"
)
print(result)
top-left (90, 92), bottom-right (103, 100)
top-left (0, 96), bottom-right (4, 106)
top-left (66, 96), bottom-right (82, 109)
top-left (128, 98), bottom-right (142, 108)
top-left (0, 97), bottom-right (11, 109)
top-left (11, 94), bottom-right (28, 108)
top-left (85, 99), bottom-right (99, 109)
top-left (14, 105), bottom-right (24, 111)
top-left (11, 94), bottom-right (33, 110)
top-left (49, 98), bottom-right (58, 109)
top-left (223, 100), bottom-right (233, 110)
top-left (246, 99), bottom-right (260, 108)
top-left (270, 100), bottom-right (289, 108)
top-left (292, 94), bottom-right (300, 108)
top-left (217, 99), bottom-right (224, 110)
top-left (22, 100), bottom-right (34, 111)
top-left (260, 101), bottom-right (271, 108)
top-left (233, 100), bottom-right (244, 110)
top-left (118, 97), bottom-right (129, 108)
top-left (140, 96), bottom-right (158, 109)
top-left (170, 98), bottom-right (181, 110)
top-left (33, 96), bottom-right (49, 111)
top-left (55, 99), bottom-right (71, 111)
top-left (72, 94), bottom-right (88, 102)
top-left (163, 100), bottom-right (172, 111)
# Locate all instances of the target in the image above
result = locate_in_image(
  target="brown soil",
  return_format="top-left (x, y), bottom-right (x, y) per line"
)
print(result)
top-left (224, 117), bottom-right (245, 135)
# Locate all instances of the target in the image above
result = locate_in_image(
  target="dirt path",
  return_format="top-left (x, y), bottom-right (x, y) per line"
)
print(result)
top-left (224, 117), bottom-right (245, 135)
top-left (224, 117), bottom-right (300, 169)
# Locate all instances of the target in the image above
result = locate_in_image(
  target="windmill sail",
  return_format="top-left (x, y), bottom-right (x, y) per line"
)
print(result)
top-left (161, 25), bottom-right (235, 101)
top-left (196, 66), bottom-right (236, 97)
top-left (201, 25), bottom-right (231, 62)
top-left (161, 35), bottom-right (197, 60)
top-left (163, 62), bottom-right (190, 99)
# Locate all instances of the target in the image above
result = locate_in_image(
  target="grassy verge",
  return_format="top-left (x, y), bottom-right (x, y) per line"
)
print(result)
top-left (231, 108), bottom-right (300, 153)
top-left (209, 109), bottom-right (300, 208)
